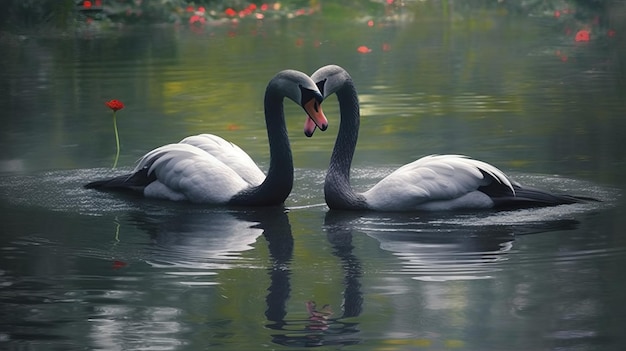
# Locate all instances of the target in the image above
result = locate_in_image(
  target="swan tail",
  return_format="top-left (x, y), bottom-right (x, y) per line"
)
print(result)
top-left (488, 185), bottom-right (599, 209)
top-left (84, 168), bottom-right (155, 193)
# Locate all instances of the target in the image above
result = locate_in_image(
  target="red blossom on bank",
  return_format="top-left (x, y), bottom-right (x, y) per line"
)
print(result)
top-left (189, 15), bottom-right (206, 25)
top-left (105, 99), bottom-right (124, 112)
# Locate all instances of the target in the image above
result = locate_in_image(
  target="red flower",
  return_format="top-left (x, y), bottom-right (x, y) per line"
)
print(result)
top-left (83, 1), bottom-right (92, 9)
top-left (224, 8), bottom-right (236, 17)
top-left (105, 99), bottom-right (124, 112)
top-left (189, 15), bottom-right (206, 25)
top-left (575, 30), bottom-right (590, 42)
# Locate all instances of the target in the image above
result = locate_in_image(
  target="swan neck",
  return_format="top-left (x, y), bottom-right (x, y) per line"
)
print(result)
top-left (324, 81), bottom-right (368, 210)
top-left (230, 89), bottom-right (293, 206)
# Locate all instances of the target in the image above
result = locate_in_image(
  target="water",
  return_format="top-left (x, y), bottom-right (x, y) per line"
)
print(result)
top-left (1, 11), bottom-right (626, 351)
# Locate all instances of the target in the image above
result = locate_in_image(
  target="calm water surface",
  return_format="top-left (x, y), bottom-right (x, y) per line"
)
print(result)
top-left (1, 14), bottom-right (626, 350)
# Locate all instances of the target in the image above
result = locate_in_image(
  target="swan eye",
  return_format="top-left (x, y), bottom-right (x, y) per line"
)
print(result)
top-left (316, 79), bottom-right (327, 95)
top-left (300, 87), bottom-right (321, 108)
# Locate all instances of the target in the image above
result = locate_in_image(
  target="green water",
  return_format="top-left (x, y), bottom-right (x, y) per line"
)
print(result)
top-left (1, 14), bottom-right (625, 350)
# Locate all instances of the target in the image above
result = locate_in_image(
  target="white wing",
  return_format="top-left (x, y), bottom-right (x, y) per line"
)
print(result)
top-left (179, 134), bottom-right (266, 186)
top-left (135, 143), bottom-right (251, 204)
top-left (363, 155), bottom-right (514, 211)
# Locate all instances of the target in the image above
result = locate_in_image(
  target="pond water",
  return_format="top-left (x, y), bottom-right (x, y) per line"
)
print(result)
top-left (1, 12), bottom-right (626, 351)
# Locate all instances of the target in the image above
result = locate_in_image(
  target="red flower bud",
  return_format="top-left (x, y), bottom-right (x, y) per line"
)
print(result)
top-left (105, 99), bottom-right (124, 112)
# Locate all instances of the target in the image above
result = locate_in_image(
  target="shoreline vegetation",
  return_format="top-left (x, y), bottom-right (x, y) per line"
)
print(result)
top-left (0, 1), bottom-right (619, 33)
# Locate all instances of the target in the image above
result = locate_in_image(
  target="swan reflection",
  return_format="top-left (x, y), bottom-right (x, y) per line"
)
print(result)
top-left (265, 210), bottom-right (364, 347)
top-left (324, 210), bottom-right (580, 282)
top-left (124, 206), bottom-right (365, 347)
top-left (128, 207), bottom-right (290, 285)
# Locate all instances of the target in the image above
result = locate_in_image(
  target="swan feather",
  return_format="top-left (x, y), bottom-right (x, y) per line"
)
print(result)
top-left (363, 155), bottom-right (514, 211)
top-left (180, 134), bottom-right (266, 186)
top-left (137, 143), bottom-right (249, 203)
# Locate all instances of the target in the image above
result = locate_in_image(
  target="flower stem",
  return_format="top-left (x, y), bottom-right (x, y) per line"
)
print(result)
top-left (114, 216), bottom-right (120, 242)
top-left (112, 111), bottom-right (120, 169)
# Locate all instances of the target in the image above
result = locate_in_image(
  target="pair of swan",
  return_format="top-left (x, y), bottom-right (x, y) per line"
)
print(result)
top-left (86, 66), bottom-right (591, 211)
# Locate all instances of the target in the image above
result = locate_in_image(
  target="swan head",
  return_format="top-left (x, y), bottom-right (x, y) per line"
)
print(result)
top-left (270, 69), bottom-right (328, 132)
top-left (303, 65), bottom-right (352, 137)
top-left (311, 65), bottom-right (352, 99)
top-left (301, 85), bottom-right (328, 133)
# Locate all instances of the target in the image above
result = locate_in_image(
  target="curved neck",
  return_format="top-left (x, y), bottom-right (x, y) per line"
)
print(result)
top-left (324, 80), bottom-right (368, 210)
top-left (229, 91), bottom-right (293, 206)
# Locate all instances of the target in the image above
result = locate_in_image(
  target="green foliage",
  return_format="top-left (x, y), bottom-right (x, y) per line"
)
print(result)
top-left (103, 0), bottom-right (186, 24)
top-left (0, 0), bottom-right (76, 30)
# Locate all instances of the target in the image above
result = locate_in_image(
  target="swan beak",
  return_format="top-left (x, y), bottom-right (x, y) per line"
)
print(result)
top-left (304, 116), bottom-right (317, 137)
top-left (303, 98), bottom-right (328, 135)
